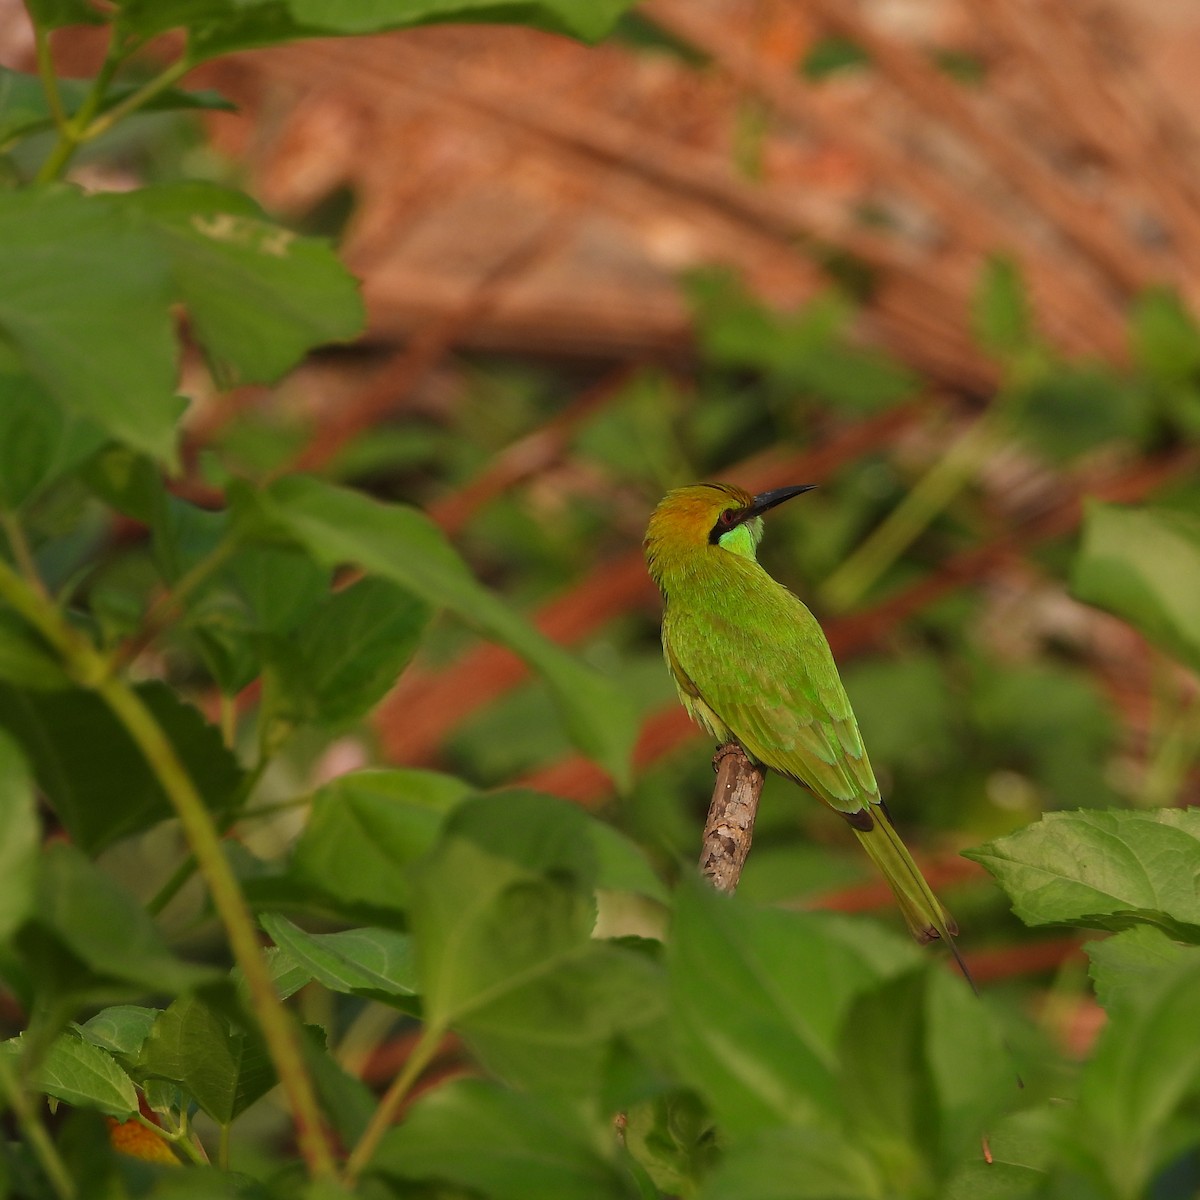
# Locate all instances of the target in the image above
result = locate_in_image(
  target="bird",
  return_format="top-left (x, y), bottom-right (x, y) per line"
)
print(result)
top-left (645, 481), bottom-right (959, 950)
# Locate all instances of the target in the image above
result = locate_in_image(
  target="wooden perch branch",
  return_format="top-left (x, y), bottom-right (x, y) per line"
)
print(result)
top-left (698, 743), bottom-right (765, 894)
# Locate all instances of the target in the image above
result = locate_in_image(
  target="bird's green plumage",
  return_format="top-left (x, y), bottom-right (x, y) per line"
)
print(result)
top-left (646, 482), bottom-right (958, 946)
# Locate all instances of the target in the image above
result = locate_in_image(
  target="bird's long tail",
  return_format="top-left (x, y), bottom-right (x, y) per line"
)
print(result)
top-left (852, 811), bottom-right (977, 992)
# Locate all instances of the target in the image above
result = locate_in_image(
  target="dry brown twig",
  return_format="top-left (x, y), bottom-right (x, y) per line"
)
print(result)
top-left (698, 743), bottom-right (765, 893)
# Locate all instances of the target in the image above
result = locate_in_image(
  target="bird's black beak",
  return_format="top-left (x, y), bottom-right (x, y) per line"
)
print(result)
top-left (748, 484), bottom-right (816, 517)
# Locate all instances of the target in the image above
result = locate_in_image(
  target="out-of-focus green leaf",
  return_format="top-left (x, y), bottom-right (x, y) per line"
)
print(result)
top-left (668, 876), bottom-right (919, 1136)
top-left (842, 654), bottom-right (955, 774)
top-left (1131, 287), bottom-right (1200, 385)
top-left (698, 1126), bottom-right (886, 1199)
top-left (0, 374), bottom-right (105, 510)
top-left (5, 1031), bottom-right (138, 1119)
top-left (116, 0), bottom-right (637, 59)
top-left (0, 730), bottom-right (37, 944)
top-left (77, 1006), bottom-right (158, 1060)
top-left (969, 662), bottom-right (1115, 810)
top-left (266, 577), bottom-right (431, 726)
top-left (0, 611), bottom-right (70, 692)
top-left (687, 272), bottom-right (915, 410)
top-left (116, 184), bottom-right (363, 388)
top-left (1016, 363), bottom-right (1149, 460)
top-left (0, 66), bottom-right (233, 145)
top-left (139, 992), bottom-right (275, 1125)
top-left (242, 475), bottom-right (635, 787)
top-left (972, 256), bottom-right (1031, 357)
top-left (801, 35), bottom-right (870, 79)
top-left (0, 681), bottom-right (242, 853)
top-left (0, 187), bottom-right (181, 463)
top-left (839, 966), bottom-right (1011, 1176)
top-left (21, 0), bottom-right (102, 29)
top-left (408, 792), bottom-right (668, 1097)
top-left (1072, 501), bottom-right (1200, 675)
top-left (370, 1078), bottom-right (639, 1199)
top-left (1086, 926), bottom-right (1194, 1012)
top-left (965, 808), bottom-right (1200, 940)
top-left (943, 1106), bottom-right (1062, 1200)
top-left (289, 768), bottom-right (473, 918)
top-left (261, 914), bottom-right (419, 1010)
top-left (21, 844), bottom-right (219, 996)
top-left (1071, 957), bottom-right (1200, 1199)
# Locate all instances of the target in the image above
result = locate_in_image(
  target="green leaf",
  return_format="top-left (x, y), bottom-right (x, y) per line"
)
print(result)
top-left (290, 768), bottom-right (473, 918)
top-left (370, 1078), bottom-right (638, 1199)
top-left (138, 992), bottom-right (275, 1124)
top-left (267, 577), bottom-right (431, 726)
top-left (1071, 957), bottom-right (1200, 1199)
top-left (21, 0), bottom-right (102, 29)
top-left (965, 808), bottom-right (1200, 940)
top-left (668, 876), bottom-right (919, 1137)
top-left (943, 1106), bottom-right (1062, 1200)
top-left (1086, 926), bottom-right (1194, 1012)
top-left (0, 680), bottom-right (243, 853)
top-left (697, 1127), bottom-right (885, 1199)
top-left (0, 610), bottom-right (70, 692)
top-left (115, 184), bottom-right (364, 388)
top-left (0, 730), bottom-right (37, 944)
top-left (22, 844), bottom-right (219, 996)
top-left (9, 1030), bottom-right (138, 1119)
top-left (1071, 501), bottom-right (1200, 674)
top-left (1130, 287), bottom-right (1200, 385)
top-left (687, 273), bottom-right (915, 410)
top-left (0, 373), bottom-right (106, 509)
top-left (261, 914), bottom-right (419, 1009)
top-left (117, 0), bottom-right (637, 57)
top-left (0, 66), bottom-right (234, 146)
top-left (973, 256), bottom-right (1032, 357)
top-left (801, 36), bottom-right (871, 79)
top-left (1015, 362), bottom-right (1149, 461)
top-left (245, 475), bottom-right (635, 786)
top-left (300, 1024), bottom-right (376, 1147)
top-left (838, 967), bottom-right (1011, 1176)
top-left (408, 793), bottom-right (668, 1097)
top-left (77, 1006), bottom-right (159, 1059)
top-left (0, 187), bottom-right (182, 463)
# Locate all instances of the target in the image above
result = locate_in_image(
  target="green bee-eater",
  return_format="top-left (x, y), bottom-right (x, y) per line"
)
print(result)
top-left (645, 482), bottom-right (957, 947)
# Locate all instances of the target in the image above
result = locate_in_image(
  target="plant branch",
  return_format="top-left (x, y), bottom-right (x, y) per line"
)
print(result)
top-left (83, 56), bottom-right (192, 142)
top-left (32, 21), bottom-right (68, 134)
top-left (344, 1025), bottom-right (445, 1185)
top-left (0, 560), bottom-right (338, 1180)
top-left (1, 509), bottom-right (50, 603)
top-left (0, 1052), bottom-right (76, 1200)
top-left (95, 677), bottom-right (337, 1179)
top-left (698, 743), bottom-right (765, 893)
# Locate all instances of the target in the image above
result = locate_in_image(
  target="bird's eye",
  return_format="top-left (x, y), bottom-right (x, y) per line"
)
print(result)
top-left (719, 508), bottom-right (736, 526)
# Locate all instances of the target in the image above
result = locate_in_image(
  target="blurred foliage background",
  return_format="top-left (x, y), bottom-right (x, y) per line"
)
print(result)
top-left (7, 0), bottom-right (1200, 1029)
top-left (3, 0), bottom-right (1200, 1191)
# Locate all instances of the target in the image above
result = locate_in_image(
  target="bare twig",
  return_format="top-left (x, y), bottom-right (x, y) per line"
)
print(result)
top-left (698, 743), bottom-right (765, 893)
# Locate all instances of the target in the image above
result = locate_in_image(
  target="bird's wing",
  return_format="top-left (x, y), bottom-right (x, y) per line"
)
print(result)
top-left (669, 588), bottom-right (879, 815)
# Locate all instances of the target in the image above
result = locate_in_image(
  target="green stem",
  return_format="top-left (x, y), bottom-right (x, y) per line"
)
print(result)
top-left (0, 1053), bottom-right (76, 1200)
top-left (1, 509), bottom-right (50, 603)
top-left (145, 753), bottom-right (273, 918)
top-left (0, 561), bottom-right (339, 1181)
top-left (116, 534), bottom-right (240, 671)
top-left (96, 678), bottom-right (337, 1179)
top-left (344, 1025), bottom-right (444, 1185)
top-left (32, 21), bottom-right (68, 134)
top-left (131, 1113), bottom-right (207, 1166)
top-left (82, 56), bottom-right (192, 142)
top-left (818, 405), bottom-right (1007, 612)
